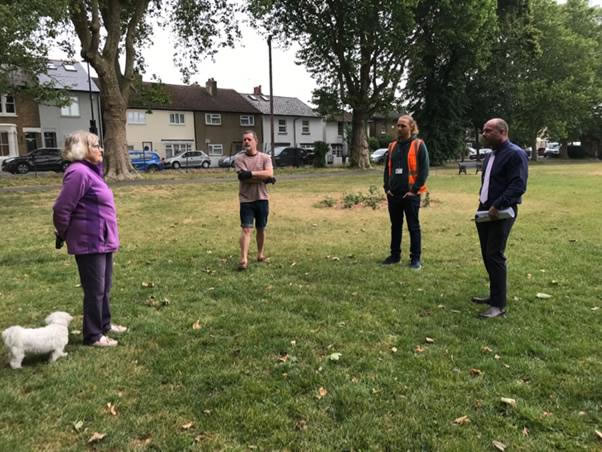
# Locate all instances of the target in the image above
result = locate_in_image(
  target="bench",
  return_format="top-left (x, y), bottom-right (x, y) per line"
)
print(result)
top-left (458, 160), bottom-right (482, 175)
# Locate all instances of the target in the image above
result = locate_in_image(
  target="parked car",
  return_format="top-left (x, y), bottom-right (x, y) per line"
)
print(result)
top-left (1, 148), bottom-right (69, 174)
top-left (218, 151), bottom-right (245, 168)
top-left (164, 150), bottom-right (211, 169)
top-left (370, 148), bottom-right (388, 164)
top-left (273, 146), bottom-right (314, 167)
top-left (468, 147), bottom-right (493, 160)
top-left (544, 142), bottom-right (560, 158)
top-left (128, 150), bottom-right (162, 172)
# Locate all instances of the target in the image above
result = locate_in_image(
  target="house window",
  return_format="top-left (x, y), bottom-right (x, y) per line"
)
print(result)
top-left (128, 111), bottom-right (146, 124)
top-left (0, 95), bottom-right (16, 115)
top-left (44, 132), bottom-right (57, 148)
top-left (61, 97), bottom-right (79, 117)
top-left (338, 121), bottom-right (344, 136)
top-left (205, 113), bottom-right (222, 125)
top-left (0, 132), bottom-right (9, 156)
top-left (169, 113), bottom-right (185, 125)
top-left (63, 63), bottom-right (77, 72)
top-left (302, 120), bottom-right (310, 135)
top-left (165, 142), bottom-right (192, 158)
top-left (240, 115), bottom-right (255, 126)
top-left (208, 144), bottom-right (224, 156)
top-left (278, 119), bottom-right (287, 134)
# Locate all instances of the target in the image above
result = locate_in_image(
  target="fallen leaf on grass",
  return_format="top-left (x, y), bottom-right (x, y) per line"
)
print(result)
top-left (470, 368), bottom-right (483, 377)
top-left (72, 420), bottom-right (84, 432)
top-left (415, 345), bottom-right (426, 353)
top-left (578, 411), bottom-right (587, 416)
top-left (592, 307), bottom-right (600, 311)
top-left (316, 387), bottom-right (328, 399)
top-left (295, 419), bottom-right (308, 431)
top-left (181, 422), bottom-right (194, 430)
top-left (501, 397), bottom-right (517, 408)
top-left (522, 427), bottom-right (529, 436)
top-left (203, 409), bottom-right (211, 415)
top-left (328, 352), bottom-right (342, 361)
top-left (481, 346), bottom-right (493, 353)
top-left (425, 337), bottom-right (435, 344)
top-left (192, 320), bottom-right (201, 330)
top-left (494, 354), bottom-right (501, 360)
top-left (105, 402), bottom-right (117, 416)
top-left (536, 292), bottom-right (552, 299)
top-left (141, 281), bottom-right (155, 288)
top-left (543, 411), bottom-right (552, 417)
top-left (88, 432), bottom-right (106, 444)
top-left (596, 430), bottom-right (602, 440)
top-left (453, 415), bottom-right (470, 425)
top-left (276, 353), bottom-right (289, 363)
top-left (492, 440), bottom-right (506, 451)
top-left (391, 347), bottom-right (398, 353)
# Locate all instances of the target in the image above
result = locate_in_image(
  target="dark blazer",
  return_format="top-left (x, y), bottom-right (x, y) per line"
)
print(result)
top-left (479, 140), bottom-right (528, 210)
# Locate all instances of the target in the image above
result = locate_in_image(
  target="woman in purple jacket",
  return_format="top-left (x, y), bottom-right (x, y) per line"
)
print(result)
top-left (53, 131), bottom-right (126, 347)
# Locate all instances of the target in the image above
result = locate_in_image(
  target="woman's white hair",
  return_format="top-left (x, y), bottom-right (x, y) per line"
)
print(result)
top-left (63, 131), bottom-right (98, 162)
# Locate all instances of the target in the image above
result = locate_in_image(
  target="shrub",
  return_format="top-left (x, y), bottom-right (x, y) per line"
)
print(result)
top-left (368, 137), bottom-right (379, 151)
top-left (313, 141), bottom-right (329, 167)
top-left (378, 134), bottom-right (393, 148)
top-left (314, 196), bottom-right (336, 208)
top-left (567, 145), bottom-right (586, 159)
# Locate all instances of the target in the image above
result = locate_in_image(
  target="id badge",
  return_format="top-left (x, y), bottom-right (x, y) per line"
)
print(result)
top-left (395, 168), bottom-right (403, 175)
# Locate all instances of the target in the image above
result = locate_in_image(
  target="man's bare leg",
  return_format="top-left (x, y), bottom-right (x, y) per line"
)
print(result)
top-left (240, 227), bottom-right (253, 267)
top-left (256, 228), bottom-right (266, 261)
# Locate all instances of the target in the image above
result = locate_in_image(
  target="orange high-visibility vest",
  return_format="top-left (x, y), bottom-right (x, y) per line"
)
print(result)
top-left (387, 139), bottom-right (427, 193)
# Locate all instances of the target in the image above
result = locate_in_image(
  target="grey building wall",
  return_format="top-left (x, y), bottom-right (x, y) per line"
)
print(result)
top-left (39, 91), bottom-right (103, 148)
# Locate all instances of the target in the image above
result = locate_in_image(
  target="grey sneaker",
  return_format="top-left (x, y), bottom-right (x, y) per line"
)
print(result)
top-left (109, 323), bottom-right (127, 334)
top-left (92, 335), bottom-right (118, 347)
top-left (409, 260), bottom-right (422, 270)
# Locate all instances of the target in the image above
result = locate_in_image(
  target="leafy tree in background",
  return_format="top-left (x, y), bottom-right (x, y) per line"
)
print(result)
top-left (465, 0), bottom-right (540, 158)
top-left (249, 0), bottom-right (418, 168)
top-left (0, 0), bottom-right (70, 104)
top-left (511, 0), bottom-right (602, 158)
top-left (405, 0), bottom-right (497, 165)
top-left (2, 0), bottom-right (238, 179)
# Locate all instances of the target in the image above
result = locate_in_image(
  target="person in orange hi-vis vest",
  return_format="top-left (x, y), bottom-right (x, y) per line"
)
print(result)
top-left (382, 115), bottom-right (429, 270)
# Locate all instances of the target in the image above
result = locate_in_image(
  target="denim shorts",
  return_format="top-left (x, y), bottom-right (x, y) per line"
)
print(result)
top-left (240, 200), bottom-right (269, 229)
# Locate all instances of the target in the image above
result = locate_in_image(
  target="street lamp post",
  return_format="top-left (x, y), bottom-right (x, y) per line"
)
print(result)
top-left (268, 36), bottom-right (275, 160)
top-left (86, 61), bottom-right (98, 135)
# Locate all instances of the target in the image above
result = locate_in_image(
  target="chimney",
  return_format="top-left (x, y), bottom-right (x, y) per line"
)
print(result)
top-left (253, 85), bottom-right (262, 95)
top-left (206, 78), bottom-right (217, 96)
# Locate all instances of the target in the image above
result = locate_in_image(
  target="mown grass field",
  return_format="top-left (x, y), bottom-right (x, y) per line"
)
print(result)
top-left (0, 161), bottom-right (600, 450)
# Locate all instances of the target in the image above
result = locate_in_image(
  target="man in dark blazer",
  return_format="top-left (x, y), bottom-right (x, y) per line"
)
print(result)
top-left (473, 118), bottom-right (528, 318)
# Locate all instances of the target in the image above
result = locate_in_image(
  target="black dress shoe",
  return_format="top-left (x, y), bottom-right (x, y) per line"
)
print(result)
top-left (471, 296), bottom-right (491, 305)
top-left (382, 255), bottom-right (401, 265)
top-left (479, 307), bottom-right (506, 318)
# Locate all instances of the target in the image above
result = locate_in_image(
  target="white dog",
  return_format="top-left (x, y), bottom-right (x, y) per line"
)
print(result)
top-left (2, 311), bottom-right (73, 369)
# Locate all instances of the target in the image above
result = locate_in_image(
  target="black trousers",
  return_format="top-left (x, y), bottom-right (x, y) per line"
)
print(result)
top-left (475, 208), bottom-right (517, 309)
top-left (387, 194), bottom-right (421, 261)
top-left (75, 253), bottom-right (113, 344)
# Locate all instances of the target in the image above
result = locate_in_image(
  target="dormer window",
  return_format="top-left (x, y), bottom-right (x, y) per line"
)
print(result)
top-left (247, 95), bottom-right (258, 101)
top-left (63, 63), bottom-right (77, 72)
top-left (47, 63), bottom-right (57, 70)
top-left (260, 95), bottom-right (270, 101)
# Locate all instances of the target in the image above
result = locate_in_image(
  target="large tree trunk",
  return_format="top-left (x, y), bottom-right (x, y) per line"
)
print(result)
top-left (350, 110), bottom-right (370, 169)
top-left (96, 74), bottom-right (135, 180)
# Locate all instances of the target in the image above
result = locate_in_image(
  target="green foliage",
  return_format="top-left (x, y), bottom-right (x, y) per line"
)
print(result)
top-left (377, 134), bottom-right (393, 149)
top-left (368, 137), bottom-right (379, 151)
top-left (312, 141), bottom-right (329, 168)
top-left (314, 196), bottom-right (336, 208)
top-left (0, 0), bottom-right (71, 102)
top-left (407, 0), bottom-right (497, 165)
top-left (342, 185), bottom-right (385, 209)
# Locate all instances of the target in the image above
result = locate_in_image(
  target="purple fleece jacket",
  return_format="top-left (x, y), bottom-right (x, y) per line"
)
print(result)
top-left (53, 161), bottom-right (120, 255)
